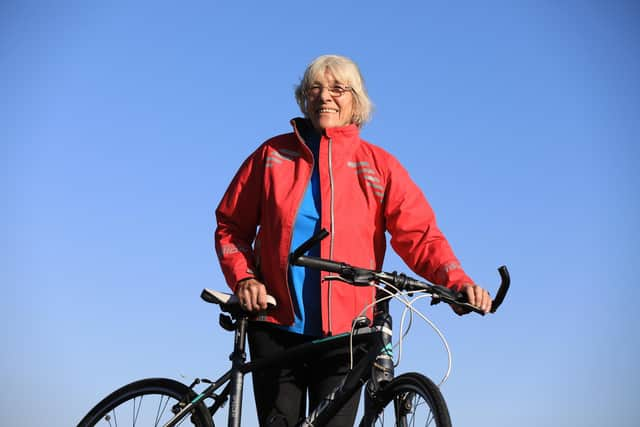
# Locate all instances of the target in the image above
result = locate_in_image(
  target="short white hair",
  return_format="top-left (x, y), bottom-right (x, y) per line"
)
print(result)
top-left (295, 55), bottom-right (373, 127)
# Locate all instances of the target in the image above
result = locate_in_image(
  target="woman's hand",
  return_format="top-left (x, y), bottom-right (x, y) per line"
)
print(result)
top-left (452, 284), bottom-right (492, 315)
top-left (235, 278), bottom-right (269, 312)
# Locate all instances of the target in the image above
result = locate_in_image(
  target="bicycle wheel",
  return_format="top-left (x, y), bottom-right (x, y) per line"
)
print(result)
top-left (360, 373), bottom-right (452, 427)
top-left (77, 378), bottom-right (214, 427)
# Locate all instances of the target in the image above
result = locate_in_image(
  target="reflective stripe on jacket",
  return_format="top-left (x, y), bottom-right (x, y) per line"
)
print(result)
top-left (215, 118), bottom-right (473, 335)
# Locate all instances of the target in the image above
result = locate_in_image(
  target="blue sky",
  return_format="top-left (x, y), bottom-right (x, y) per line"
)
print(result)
top-left (2, 1), bottom-right (639, 426)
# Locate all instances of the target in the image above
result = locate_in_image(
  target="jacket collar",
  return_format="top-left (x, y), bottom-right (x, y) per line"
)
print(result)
top-left (290, 118), bottom-right (360, 145)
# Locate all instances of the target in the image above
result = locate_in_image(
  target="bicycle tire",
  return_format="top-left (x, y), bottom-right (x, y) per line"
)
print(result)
top-left (77, 377), bottom-right (214, 427)
top-left (360, 373), bottom-right (452, 427)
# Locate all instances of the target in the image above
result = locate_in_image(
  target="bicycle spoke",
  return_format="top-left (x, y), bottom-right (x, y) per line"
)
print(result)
top-left (369, 381), bottom-right (443, 426)
top-left (92, 394), bottom-right (190, 426)
top-left (103, 410), bottom-right (117, 427)
top-left (133, 396), bottom-right (143, 426)
top-left (154, 395), bottom-right (172, 426)
top-left (79, 378), bottom-right (209, 426)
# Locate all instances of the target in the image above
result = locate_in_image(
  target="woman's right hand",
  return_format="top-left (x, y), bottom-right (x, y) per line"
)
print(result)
top-left (235, 278), bottom-right (269, 312)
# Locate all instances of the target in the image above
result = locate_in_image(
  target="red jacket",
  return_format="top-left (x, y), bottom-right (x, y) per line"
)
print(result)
top-left (215, 118), bottom-right (473, 335)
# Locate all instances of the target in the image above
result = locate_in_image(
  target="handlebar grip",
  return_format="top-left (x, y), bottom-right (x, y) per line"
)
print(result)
top-left (292, 255), bottom-right (350, 275)
top-left (457, 300), bottom-right (488, 316)
top-left (432, 286), bottom-right (485, 315)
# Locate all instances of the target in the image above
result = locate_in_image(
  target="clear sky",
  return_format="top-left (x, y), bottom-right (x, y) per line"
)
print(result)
top-left (2, 1), bottom-right (639, 426)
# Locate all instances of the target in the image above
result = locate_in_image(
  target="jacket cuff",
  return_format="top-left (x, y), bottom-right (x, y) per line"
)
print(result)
top-left (226, 265), bottom-right (257, 292)
top-left (233, 275), bottom-right (257, 291)
top-left (435, 262), bottom-right (474, 291)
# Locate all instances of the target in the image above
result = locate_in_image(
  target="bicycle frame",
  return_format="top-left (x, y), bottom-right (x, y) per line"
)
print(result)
top-left (166, 304), bottom-right (393, 427)
top-left (164, 229), bottom-right (509, 427)
top-left (79, 226), bottom-right (508, 427)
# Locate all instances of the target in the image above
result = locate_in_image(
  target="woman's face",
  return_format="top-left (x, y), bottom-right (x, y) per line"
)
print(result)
top-left (306, 70), bottom-right (354, 132)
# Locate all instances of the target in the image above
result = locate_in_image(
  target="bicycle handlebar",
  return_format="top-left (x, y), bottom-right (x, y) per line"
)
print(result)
top-left (289, 229), bottom-right (510, 316)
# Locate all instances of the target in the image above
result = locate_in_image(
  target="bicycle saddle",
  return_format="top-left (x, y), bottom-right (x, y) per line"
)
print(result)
top-left (201, 289), bottom-right (277, 308)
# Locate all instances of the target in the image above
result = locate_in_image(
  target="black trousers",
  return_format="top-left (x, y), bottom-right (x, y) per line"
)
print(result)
top-left (247, 322), bottom-right (362, 427)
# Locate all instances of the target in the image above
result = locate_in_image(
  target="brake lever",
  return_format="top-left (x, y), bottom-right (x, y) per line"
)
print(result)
top-left (324, 275), bottom-right (354, 284)
top-left (456, 301), bottom-right (486, 316)
top-left (324, 274), bottom-right (376, 287)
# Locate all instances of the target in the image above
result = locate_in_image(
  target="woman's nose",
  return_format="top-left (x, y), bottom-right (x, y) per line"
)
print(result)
top-left (319, 86), bottom-right (333, 100)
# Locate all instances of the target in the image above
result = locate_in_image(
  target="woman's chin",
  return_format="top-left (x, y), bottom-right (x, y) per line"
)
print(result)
top-left (311, 117), bottom-right (341, 131)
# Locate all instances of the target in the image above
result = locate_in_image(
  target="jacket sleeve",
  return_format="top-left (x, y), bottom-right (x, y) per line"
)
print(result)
top-left (214, 146), bottom-right (264, 292)
top-left (383, 154), bottom-right (474, 290)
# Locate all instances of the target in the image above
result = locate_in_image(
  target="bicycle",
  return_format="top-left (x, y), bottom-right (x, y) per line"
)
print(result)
top-left (77, 229), bottom-right (509, 427)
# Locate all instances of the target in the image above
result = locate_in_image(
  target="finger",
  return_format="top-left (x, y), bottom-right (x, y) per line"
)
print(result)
top-left (256, 284), bottom-right (268, 310)
top-left (465, 286), bottom-right (477, 307)
top-left (236, 279), bottom-right (256, 311)
top-left (238, 291), bottom-right (250, 310)
top-left (247, 280), bottom-right (267, 311)
top-left (478, 288), bottom-right (491, 313)
top-left (244, 280), bottom-right (256, 311)
top-left (484, 290), bottom-right (492, 313)
top-left (235, 283), bottom-right (247, 304)
top-left (467, 286), bottom-right (490, 313)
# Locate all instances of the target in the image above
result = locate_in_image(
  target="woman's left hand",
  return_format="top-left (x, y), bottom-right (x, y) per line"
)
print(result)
top-left (453, 284), bottom-right (492, 315)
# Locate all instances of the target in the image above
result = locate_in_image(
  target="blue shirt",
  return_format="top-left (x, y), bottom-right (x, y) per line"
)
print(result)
top-left (281, 131), bottom-right (322, 336)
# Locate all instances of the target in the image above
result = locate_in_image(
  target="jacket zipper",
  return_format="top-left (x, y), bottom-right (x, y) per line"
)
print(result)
top-left (285, 131), bottom-right (314, 326)
top-left (328, 137), bottom-right (335, 335)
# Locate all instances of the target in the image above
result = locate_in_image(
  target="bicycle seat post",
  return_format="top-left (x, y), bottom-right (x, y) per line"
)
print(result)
top-left (228, 314), bottom-right (249, 427)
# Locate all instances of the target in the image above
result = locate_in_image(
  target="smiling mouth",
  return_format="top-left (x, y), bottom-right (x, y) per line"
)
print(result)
top-left (318, 108), bottom-right (339, 114)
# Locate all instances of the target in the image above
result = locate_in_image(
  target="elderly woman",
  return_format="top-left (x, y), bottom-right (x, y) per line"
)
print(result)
top-left (215, 54), bottom-right (491, 427)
